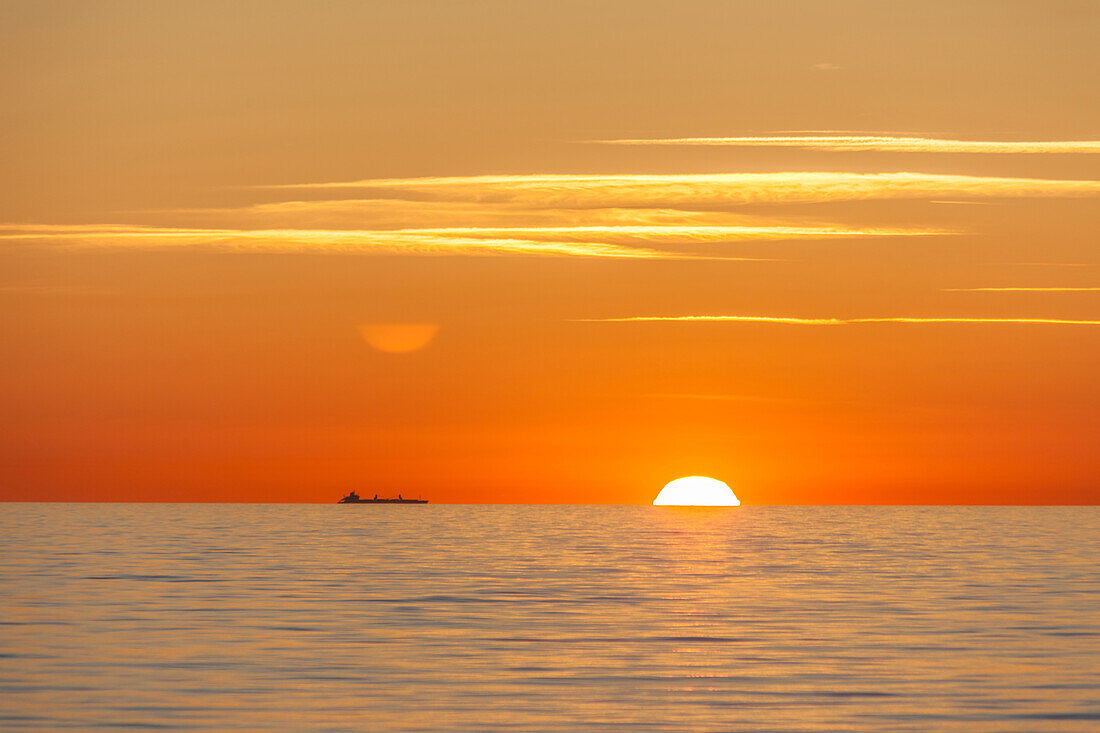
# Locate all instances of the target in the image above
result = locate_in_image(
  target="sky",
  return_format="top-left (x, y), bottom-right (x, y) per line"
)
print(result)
top-left (1, 0), bottom-right (1098, 504)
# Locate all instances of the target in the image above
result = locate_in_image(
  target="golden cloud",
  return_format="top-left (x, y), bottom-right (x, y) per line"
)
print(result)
top-left (589, 136), bottom-right (1100, 154)
top-left (943, 287), bottom-right (1100, 292)
top-left (13, 169), bottom-right (1097, 260)
top-left (261, 172), bottom-right (1100, 208)
top-left (576, 315), bottom-right (1100, 325)
top-left (0, 218), bottom-right (939, 259)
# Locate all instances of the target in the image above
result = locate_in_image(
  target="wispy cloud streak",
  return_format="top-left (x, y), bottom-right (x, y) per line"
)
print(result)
top-left (186, 199), bottom-right (933, 231)
top-left (646, 392), bottom-right (804, 404)
top-left (396, 224), bottom-right (936, 241)
top-left (260, 172), bottom-right (1100, 207)
top-left (0, 220), bottom-right (942, 259)
top-left (577, 315), bottom-right (1100, 325)
top-left (14, 170), bottom-right (1097, 259)
top-left (0, 224), bottom-right (677, 258)
top-left (589, 136), bottom-right (1100, 154)
top-left (944, 287), bottom-right (1100, 292)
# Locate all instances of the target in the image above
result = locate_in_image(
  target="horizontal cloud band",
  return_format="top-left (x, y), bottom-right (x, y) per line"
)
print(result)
top-left (576, 315), bottom-right (1100, 325)
top-left (943, 287), bottom-right (1100, 292)
top-left (589, 136), bottom-right (1100, 154)
top-left (0, 222), bottom-right (941, 259)
top-left (10, 171), bottom-right (1097, 259)
top-left (260, 172), bottom-right (1100, 207)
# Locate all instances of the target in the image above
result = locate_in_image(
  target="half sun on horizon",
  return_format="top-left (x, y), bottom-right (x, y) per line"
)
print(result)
top-left (653, 476), bottom-right (741, 506)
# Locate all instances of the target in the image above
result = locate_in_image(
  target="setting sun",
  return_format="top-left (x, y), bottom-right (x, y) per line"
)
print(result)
top-left (653, 477), bottom-right (740, 506)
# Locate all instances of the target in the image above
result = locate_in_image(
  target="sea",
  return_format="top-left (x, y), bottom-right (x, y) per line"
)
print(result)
top-left (1, 504), bottom-right (1098, 731)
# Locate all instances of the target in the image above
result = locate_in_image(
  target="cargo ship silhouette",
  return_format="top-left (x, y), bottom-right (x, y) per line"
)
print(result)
top-left (338, 491), bottom-right (428, 504)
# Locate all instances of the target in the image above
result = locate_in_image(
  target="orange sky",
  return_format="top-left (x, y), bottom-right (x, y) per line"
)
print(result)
top-left (2, 1), bottom-right (1098, 503)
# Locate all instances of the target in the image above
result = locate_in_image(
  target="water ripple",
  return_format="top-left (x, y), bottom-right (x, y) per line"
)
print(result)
top-left (1, 504), bottom-right (1097, 731)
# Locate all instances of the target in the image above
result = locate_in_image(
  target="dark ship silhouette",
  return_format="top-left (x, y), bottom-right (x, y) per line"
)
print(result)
top-left (338, 491), bottom-right (428, 504)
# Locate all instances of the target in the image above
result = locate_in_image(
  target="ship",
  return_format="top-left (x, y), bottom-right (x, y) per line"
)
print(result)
top-left (338, 491), bottom-right (428, 504)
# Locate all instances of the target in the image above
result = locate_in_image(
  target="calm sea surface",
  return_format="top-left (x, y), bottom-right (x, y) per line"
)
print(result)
top-left (1, 505), bottom-right (1098, 731)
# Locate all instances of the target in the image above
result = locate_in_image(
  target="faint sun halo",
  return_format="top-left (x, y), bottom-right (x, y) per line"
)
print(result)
top-left (359, 323), bottom-right (439, 354)
top-left (653, 476), bottom-right (740, 506)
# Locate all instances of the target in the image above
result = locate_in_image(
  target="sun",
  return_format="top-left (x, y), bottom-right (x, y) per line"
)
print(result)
top-left (653, 476), bottom-right (740, 506)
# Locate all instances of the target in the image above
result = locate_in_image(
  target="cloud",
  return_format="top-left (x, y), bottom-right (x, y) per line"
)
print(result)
top-left (260, 172), bottom-right (1100, 208)
top-left (943, 287), bottom-right (1100, 292)
top-left (16, 169), bottom-right (1097, 259)
top-left (0, 218), bottom-right (943, 259)
top-left (576, 315), bottom-right (1100, 325)
top-left (0, 224), bottom-right (683, 259)
top-left (646, 392), bottom-right (806, 404)
top-left (362, 224), bottom-right (936, 243)
top-left (196, 199), bottom-right (931, 231)
top-left (928, 200), bottom-right (1002, 206)
top-left (586, 136), bottom-right (1100, 154)
top-left (1007, 262), bottom-right (1096, 267)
